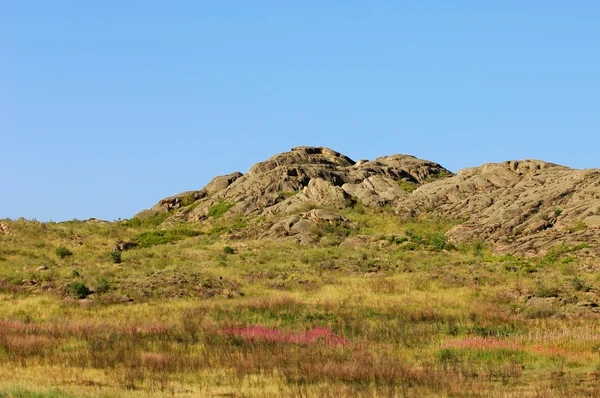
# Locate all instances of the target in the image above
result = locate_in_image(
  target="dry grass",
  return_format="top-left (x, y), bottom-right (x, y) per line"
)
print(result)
top-left (0, 212), bottom-right (599, 396)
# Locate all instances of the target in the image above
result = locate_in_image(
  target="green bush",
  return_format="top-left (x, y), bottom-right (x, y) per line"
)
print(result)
top-left (181, 194), bottom-right (199, 207)
top-left (554, 208), bottom-right (563, 217)
top-left (397, 180), bottom-right (417, 193)
top-left (405, 225), bottom-right (455, 251)
top-left (571, 276), bottom-right (590, 292)
top-left (223, 246), bottom-right (235, 255)
top-left (55, 246), bottom-right (73, 259)
top-left (208, 201), bottom-right (235, 218)
top-left (208, 215), bottom-right (248, 238)
top-left (66, 282), bottom-right (91, 299)
top-left (311, 222), bottom-right (352, 240)
top-left (425, 171), bottom-right (453, 183)
top-left (343, 196), bottom-right (358, 208)
top-left (428, 233), bottom-right (452, 250)
top-left (95, 278), bottom-right (111, 294)
top-left (110, 251), bottom-right (122, 264)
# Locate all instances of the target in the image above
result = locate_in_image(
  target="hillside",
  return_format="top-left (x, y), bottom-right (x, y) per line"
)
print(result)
top-left (139, 146), bottom-right (600, 258)
top-left (1, 147), bottom-right (600, 397)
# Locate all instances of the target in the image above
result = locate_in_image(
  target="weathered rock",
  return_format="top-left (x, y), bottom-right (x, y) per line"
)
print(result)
top-left (113, 240), bottom-right (138, 252)
top-left (307, 209), bottom-right (348, 223)
top-left (264, 178), bottom-right (351, 216)
top-left (401, 160), bottom-right (600, 255)
top-left (338, 236), bottom-right (370, 250)
top-left (136, 146), bottom-right (452, 222)
top-left (134, 172), bottom-right (243, 218)
top-left (343, 175), bottom-right (407, 207)
top-left (0, 223), bottom-right (10, 235)
top-left (135, 147), bottom-right (600, 257)
top-left (261, 209), bottom-right (353, 244)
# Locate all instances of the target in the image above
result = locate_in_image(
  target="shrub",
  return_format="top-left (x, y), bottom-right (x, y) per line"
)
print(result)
top-left (397, 180), bottom-right (417, 193)
top-left (181, 194), bottom-right (199, 207)
top-left (554, 208), bottom-right (563, 217)
top-left (472, 241), bottom-right (486, 256)
top-left (343, 195), bottom-right (358, 208)
top-left (223, 246), bottom-right (235, 255)
top-left (310, 222), bottom-right (352, 240)
top-left (55, 246), bottom-right (73, 259)
top-left (208, 201), bottom-right (235, 218)
top-left (569, 219), bottom-right (587, 233)
top-left (534, 283), bottom-right (560, 298)
top-left (428, 233), bottom-right (453, 251)
top-left (110, 251), bottom-right (122, 264)
top-left (523, 303), bottom-right (557, 318)
top-left (424, 171), bottom-right (453, 183)
top-left (95, 278), bottom-right (111, 294)
top-left (571, 276), bottom-right (590, 292)
top-left (405, 226), bottom-right (454, 251)
top-left (66, 282), bottom-right (91, 299)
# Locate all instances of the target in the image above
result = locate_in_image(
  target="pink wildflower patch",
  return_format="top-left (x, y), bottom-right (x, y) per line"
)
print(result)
top-left (223, 325), bottom-right (351, 347)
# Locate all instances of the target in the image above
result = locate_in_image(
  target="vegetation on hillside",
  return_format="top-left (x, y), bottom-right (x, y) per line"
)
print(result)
top-left (0, 208), bottom-right (598, 397)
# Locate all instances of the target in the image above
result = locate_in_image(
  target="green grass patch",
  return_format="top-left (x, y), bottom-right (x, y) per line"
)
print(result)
top-left (425, 170), bottom-right (453, 183)
top-left (208, 201), bottom-right (235, 218)
top-left (404, 216), bottom-right (457, 251)
top-left (123, 212), bottom-right (169, 228)
top-left (279, 191), bottom-right (299, 198)
top-left (54, 246), bottom-right (73, 259)
top-left (181, 193), bottom-right (199, 207)
top-left (208, 215), bottom-right (247, 238)
top-left (133, 228), bottom-right (203, 248)
top-left (397, 179), bottom-right (418, 193)
top-left (0, 388), bottom-right (76, 398)
top-left (568, 219), bottom-right (587, 233)
top-left (538, 242), bottom-right (590, 267)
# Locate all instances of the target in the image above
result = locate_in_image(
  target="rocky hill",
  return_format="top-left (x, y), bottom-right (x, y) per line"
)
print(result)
top-left (136, 146), bottom-right (600, 257)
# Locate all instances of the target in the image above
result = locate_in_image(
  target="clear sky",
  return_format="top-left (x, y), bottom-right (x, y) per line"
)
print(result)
top-left (2, 2), bottom-right (599, 221)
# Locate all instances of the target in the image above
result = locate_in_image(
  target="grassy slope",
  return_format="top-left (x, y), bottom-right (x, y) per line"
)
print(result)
top-left (0, 208), bottom-right (599, 397)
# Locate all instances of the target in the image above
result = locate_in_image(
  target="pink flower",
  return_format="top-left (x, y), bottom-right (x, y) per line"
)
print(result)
top-left (223, 325), bottom-right (351, 347)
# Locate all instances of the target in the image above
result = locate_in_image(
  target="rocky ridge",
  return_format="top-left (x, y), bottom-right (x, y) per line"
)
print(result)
top-left (136, 147), bottom-right (600, 256)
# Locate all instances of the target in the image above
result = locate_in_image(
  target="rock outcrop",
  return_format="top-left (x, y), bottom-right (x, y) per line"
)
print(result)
top-left (396, 160), bottom-right (600, 255)
top-left (136, 146), bottom-right (451, 222)
top-left (135, 147), bottom-right (600, 256)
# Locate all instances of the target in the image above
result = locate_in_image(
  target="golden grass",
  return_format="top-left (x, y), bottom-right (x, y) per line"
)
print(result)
top-left (1, 212), bottom-right (600, 396)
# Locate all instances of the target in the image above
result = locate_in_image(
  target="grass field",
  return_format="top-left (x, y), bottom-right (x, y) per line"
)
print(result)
top-left (0, 209), bottom-right (599, 397)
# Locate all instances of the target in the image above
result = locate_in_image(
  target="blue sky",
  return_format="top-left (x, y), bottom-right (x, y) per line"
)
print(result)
top-left (2, 1), bottom-right (599, 221)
